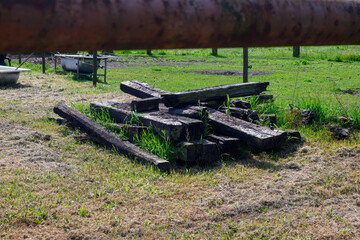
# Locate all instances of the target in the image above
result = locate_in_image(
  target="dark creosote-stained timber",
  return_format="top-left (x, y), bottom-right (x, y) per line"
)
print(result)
top-left (161, 82), bottom-right (269, 108)
top-left (109, 123), bottom-right (148, 139)
top-left (219, 107), bottom-right (259, 122)
top-left (90, 101), bottom-right (204, 142)
top-left (168, 106), bottom-right (207, 120)
top-left (2, 0), bottom-right (360, 53)
top-left (206, 134), bottom-right (242, 155)
top-left (231, 100), bottom-right (251, 109)
top-left (207, 107), bottom-right (287, 150)
top-left (53, 102), bottom-right (170, 171)
top-left (131, 97), bottom-right (161, 112)
top-left (178, 140), bottom-right (220, 164)
top-left (120, 81), bottom-right (168, 99)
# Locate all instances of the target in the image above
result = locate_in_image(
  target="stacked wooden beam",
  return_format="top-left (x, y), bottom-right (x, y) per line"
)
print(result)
top-left (54, 102), bottom-right (170, 172)
top-left (54, 81), bottom-right (299, 171)
top-left (120, 80), bottom-right (289, 151)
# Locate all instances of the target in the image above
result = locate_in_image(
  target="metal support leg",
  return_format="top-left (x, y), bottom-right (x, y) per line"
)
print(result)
top-left (243, 47), bottom-right (248, 83)
top-left (76, 58), bottom-right (80, 78)
top-left (93, 52), bottom-right (97, 87)
top-left (42, 53), bottom-right (46, 73)
top-left (293, 46), bottom-right (300, 58)
top-left (212, 48), bottom-right (218, 56)
top-left (104, 58), bottom-right (107, 83)
top-left (54, 55), bottom-right (57, 72)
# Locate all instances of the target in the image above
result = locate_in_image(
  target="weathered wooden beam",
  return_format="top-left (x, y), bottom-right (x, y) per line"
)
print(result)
top-left (131, 97), bottom-right (160, 112)
top-left (120, 81), bottom-right (168, 99)
top-left (285, 129), bottom-right (302, 144)
top-left (53, 102), bottom-right (170, 171)
top-left (203, 99), bottom-right (252, 111)
top-left (140, 112), bottom-right (204, 142)
top-left (262, 114), bottom-right (277, 125)
top-left (91, 101), bottom-right (132, 123)
top-left (206, 134), bottom-right (241, 155)
top-left (168, 106), bottom-right (207, 120)
top-left (219, 107), bottom-right (259, 122)
top-left (109, 123), bottom-right (148, 139)
top-left (207, 108), bottom-right (286, 151)
top-left (178, 140), bottom-right (220, 164)
top-left (161, 82), bottom-right (269, 107)
top-left (231, 100), bottom-right (251, 109)
top-left (91, 101), bottom-right (204, 142)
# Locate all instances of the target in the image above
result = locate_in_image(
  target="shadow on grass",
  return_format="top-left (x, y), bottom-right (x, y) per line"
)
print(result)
top-left (0, 83), bottom-right (32, 90)
top-left (173, 140), bottom-right (304, 175)
top-left (69, 74), bottom-right (108, 85)
top-left (210, 55), bottom-right (226, 59)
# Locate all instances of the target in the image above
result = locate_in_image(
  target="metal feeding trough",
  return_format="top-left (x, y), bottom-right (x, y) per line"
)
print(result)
top-left (54, 54), bottom-right (109, 81)
top-left (0, 66), bottom-right (30, 85)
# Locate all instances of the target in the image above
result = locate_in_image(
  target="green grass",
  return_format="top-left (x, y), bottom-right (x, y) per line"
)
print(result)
top-left (1, 46), bottom-right (359, 239)
top-left (133, 128), bottom-right (177, 162)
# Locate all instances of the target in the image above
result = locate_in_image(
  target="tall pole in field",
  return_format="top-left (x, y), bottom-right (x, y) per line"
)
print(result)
top-left (93, 52), bottom-right (97, 87)
top-left (293, 46), bottom-right (300, 58)
top-left (243, 48), bottom-right (248, 83)
top-left (42, 53), bottom-right (46, 73)
top-left (212, 48), bottom-right (218, 56)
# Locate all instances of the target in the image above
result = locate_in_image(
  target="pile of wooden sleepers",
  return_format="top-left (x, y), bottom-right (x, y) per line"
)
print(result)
top-left (54, 81), bottom-right (300, 172)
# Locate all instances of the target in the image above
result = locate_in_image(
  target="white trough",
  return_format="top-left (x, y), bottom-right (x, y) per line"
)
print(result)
top-left (0, 66), bottom-right (30, 85)
top-left (59, 55), bottom-right (99, 74)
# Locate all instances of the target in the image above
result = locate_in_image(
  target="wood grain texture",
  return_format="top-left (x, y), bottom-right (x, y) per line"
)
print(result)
top-left (131, 97), bottom-right (160, 112)
top-left (91, 101), bottom-right (204, 142)
top-left (120, 81), bottom-right (168, 99)
top-left (207, 107), bottom-right (286, 151)
top-left (54, 102), bottom-right (170, 171)
top-left (161, 82), bottom-right (269, 107)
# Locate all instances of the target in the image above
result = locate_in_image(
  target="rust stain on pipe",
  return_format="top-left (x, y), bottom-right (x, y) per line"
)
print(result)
top-left (1, 0), bottom-right (360, 53)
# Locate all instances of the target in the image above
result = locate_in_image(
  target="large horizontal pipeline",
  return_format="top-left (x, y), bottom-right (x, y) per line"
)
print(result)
top-left (1, 0), bottom-right (360, 53)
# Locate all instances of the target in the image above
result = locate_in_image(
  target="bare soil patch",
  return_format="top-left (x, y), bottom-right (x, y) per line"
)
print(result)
top-left (340, 88), bottom-right (359, 96)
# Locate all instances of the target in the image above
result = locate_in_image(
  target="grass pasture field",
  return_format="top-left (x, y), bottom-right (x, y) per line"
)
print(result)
top-left (0, 46), bottom-right (359, 239)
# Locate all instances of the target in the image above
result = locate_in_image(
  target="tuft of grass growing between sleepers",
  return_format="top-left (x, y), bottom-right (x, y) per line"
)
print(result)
top-left (71, 103), bottom-right (178, 162)
top-left (71, 102), bottom-right (123, 134)
top-left (133, 127), bottom-right (177, 162)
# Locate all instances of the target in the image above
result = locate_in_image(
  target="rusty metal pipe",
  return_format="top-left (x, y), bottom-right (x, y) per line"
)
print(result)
top-left (1, 0), bottom-right (360, 53)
